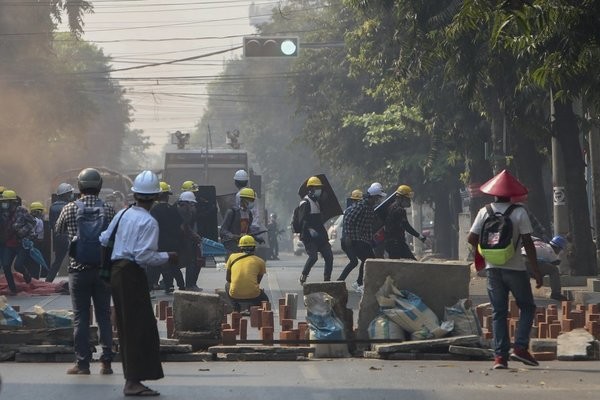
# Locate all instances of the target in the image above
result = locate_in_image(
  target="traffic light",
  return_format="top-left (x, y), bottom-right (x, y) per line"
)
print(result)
top-left (243, 37), bottom-right (299, 58)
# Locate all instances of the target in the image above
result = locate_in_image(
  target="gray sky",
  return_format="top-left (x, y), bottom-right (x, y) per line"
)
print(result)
top-left (77, 0), bottom-right (269, 156)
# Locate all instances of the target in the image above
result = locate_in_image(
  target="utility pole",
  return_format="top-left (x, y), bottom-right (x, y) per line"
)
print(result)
top-left (550, 89), bottom-right (570, 274)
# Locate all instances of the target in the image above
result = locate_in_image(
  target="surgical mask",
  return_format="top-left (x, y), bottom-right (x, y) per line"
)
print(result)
top-left (246, 201), bottom-right (255, 209)
top-left (1, 202), bottom-right (9, 210)
top-left (313, 189), bottom-right (322, 198)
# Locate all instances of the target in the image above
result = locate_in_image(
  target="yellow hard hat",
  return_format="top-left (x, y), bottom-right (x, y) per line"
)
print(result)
top-left (239, 187), bottom-right (255, 200)
top-left (181, 180), bottom-right (198, 192)
top-left (350, 189), bottom-right (363, 200)
top-left (307, 176), bottom-right (323, 187)
top-left (396, 184), bottom-right (414, 198)
top-left (238, 235), bottom-right (257, 248)
top-left (159, 181), bottom-right (172, 194)
top-left (1, 190), bottom-right (17, 200)
top-left (30, 202), bottom-right (45, 212)
top-left (0, 186), bottom-right (5, 193)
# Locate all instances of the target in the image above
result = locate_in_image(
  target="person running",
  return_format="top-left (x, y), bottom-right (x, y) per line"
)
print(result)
top-left (384, 185), bottom-right (426, 260)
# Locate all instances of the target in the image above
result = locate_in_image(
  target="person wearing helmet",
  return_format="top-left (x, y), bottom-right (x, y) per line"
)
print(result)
top-left (225, 235), bottom-right (269, 312)
top-left (337, 184), bottom-right (385, 291)
top-left (176, 191), bottom-right (203, 292)
top-left (46, 183), bottom-right (74, 282)
top-left (149, 182), bottom-right (185, 294)
top-left (297, 176), bottom-right (334, 284)
top-left (521, 235), bottom-right (568, 301)
top-left (347, 189), bottom-right (363, 208)
top-left (383, 184), bottom-right (426, 260)
top-left (233, 169), bottom-right (262, 230)
top-left (0, 189), bottom-right (36, 294)
top-left (467, 170), bottom-right (542, 370)
top-left (267, 212), bottom-right (282, 260)
top-left (180, 180), bottom-right (199, 193)
top-left (220, 187), bottom-right (259, 258)
top-left (55, 168), bottom-right (116, 375)
top-left (100, 170), bottom-right (178, 397)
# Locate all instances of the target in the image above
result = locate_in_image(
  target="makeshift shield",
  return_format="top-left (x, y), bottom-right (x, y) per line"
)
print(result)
top-left (373, 192), bottom-right (397, 230)
top-left (297, 174), bottom-right (343, 222)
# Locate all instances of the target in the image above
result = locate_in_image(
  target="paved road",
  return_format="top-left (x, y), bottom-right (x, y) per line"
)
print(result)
top-left (4, 252), bottom-right (590, 399)
top-left (2, 359), bottom-right (600, 400)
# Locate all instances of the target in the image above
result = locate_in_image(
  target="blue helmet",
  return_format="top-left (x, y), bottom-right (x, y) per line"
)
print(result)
top-left (550, 235), bottom-right (567, 250)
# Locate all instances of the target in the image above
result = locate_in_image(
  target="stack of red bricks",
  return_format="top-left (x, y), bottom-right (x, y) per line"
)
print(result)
top-left (476, 300), bottom-right (600, 360)
top-left (220, 299), bottom-right (308, 346)
top-left (154, 300), bottom-right (175, 338)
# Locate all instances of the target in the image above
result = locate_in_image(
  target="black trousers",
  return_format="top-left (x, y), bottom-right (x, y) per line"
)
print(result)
top-left (301, 240), bottom-right (334, 280)
top-left (385, 238), bottom-right (416, 260)
top-left (337, 239), bottom-right (374, 285)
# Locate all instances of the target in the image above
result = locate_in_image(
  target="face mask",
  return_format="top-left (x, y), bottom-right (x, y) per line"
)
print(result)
top-left (1, 202), bottom-right (8, 210)
top-left (313, 189), bottom-right (322, 198)
top-left (246, 201), bottom-right (255, 209)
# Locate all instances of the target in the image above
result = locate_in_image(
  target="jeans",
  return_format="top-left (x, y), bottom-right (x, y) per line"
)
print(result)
top-left (301, 240), bottom-right (333, 280)
top-left (385, 238), bottom-right (416, 260)
top-left (337, 239), bottom-right (374, 285)
top-left (487, 268), bottom-right (536, 357)
top-left (69, 268), bottom-right (113, 369)
top-left (161, 262), bottom-right (185, 290)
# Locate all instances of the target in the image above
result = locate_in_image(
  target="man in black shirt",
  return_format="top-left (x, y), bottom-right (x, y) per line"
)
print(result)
top-left (150, 182), bottom-right (184, 294)
top-left (384, 185), bottom-right (426, 260)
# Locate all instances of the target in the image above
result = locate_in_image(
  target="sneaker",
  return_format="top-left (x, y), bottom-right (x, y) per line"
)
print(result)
top-left (99, 361), bottom-right (113, 375)
top-left (492, 356), bottom-right (508, 370)
top-left (66, 365), bottom-right (90, 375)
top-left (299, 275), bottom-right (307, 285)
top-left (550, 293), bottom-right (568, 301)
top-left (510, 347), bottom-right (539, 366)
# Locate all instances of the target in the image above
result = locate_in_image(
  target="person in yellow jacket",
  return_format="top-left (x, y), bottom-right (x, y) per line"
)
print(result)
top-left (225, 235), bottom-right (269, 312)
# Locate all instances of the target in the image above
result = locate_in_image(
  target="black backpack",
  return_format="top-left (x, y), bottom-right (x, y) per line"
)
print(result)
top-left (291, 200), bottom-right (306, 234)
top-left (478, 204), bottom-right (521, 265)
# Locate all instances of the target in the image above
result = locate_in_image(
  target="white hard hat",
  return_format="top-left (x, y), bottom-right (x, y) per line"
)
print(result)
top-left (367, 182), bottom-right (386, 197)
top-left (56, 183), bottom-right (74, 196)
top-left (131, 170), bottom-right (161, 194)
top-left (234, 169), bottom-right (249, 181)
top-left (179, 191), bottom-right (197, 203)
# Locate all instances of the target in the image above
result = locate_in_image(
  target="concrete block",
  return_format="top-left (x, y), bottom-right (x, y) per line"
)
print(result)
top-left (17, 345), bottom-right (73, 354)
top-left (175, 330), bottom-right (220, 351)
top-left (363, 350), bottom-right (384, 359)
top-left (543, 275), bottom-right (592, 287)
top-left (0, 351), bottom-right (16, 361)
top-left (15, 353), bottom-right (75, 362)
top-left (356, 259), bottom-right (470, 341)
top-left (529, 339), bottom-right (557, 353)
top-left (158, 344), bottom-right (193, 353)
top-left (448, 345), bottom-right (494, 359)
top-left (160, 352), bottom-right (215, 362)
top-left (587, 279), bottom-right (600, 292)
top-left (531, 351), bottom-right (556, 361)
top-left (173, 291), bottom-right (224, 335)
top-left (572, 291), bottom-right (600, 307)
top-left (557, 328), bottom-right (598, 360)
top-left (373, 335), bottom-right (480, 354)
top-left (207, 345), bottom-right (313, 355)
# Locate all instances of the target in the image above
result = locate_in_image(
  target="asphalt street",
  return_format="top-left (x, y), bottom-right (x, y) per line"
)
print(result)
top-left (2, 251), bottom-right (597, 399)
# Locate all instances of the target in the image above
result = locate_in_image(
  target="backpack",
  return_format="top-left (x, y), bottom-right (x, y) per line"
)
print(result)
top-left (72, 199), bottom-right (109, 266)
top-left (291, 200), bottom-right (306, 234)
top-left (477, 204), bottom-right (521, 265)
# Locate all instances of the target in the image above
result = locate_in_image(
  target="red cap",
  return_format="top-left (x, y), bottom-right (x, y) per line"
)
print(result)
top-left (479, 169), bottom-right (528, 198)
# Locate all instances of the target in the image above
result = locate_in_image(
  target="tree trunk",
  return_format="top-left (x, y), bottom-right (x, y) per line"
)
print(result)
top-left (512, 132), bottom-right (551, 236)
top-left (554, 100), bottom-right (598, 275)
top-left (432, 186), bottom-right (453, 259)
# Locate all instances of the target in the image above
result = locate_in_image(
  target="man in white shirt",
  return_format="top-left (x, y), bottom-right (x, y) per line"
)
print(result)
top-left (522, 235), bottom-right (568, 301)
top-left (100, 171), bottom-right (177, 397)
top-left (467, 170), bottom-right (542, 370)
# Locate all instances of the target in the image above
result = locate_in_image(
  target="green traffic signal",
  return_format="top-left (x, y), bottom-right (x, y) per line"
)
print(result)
top-left (243, 37), bottom-right (299, 58)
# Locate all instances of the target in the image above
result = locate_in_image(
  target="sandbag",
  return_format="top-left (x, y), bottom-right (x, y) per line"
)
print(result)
top-left (444, 298), bottom-right (482, 336)
top-left (368, 314), bottom-right (406, 341)
top-left (0, 295), bottom-right (22, 327)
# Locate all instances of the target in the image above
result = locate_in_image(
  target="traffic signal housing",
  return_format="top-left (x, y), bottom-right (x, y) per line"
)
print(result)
top-left (243, 37), bottom-right (298, 58)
